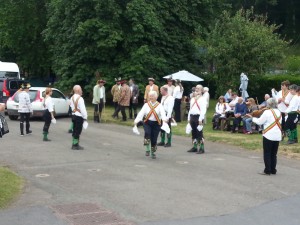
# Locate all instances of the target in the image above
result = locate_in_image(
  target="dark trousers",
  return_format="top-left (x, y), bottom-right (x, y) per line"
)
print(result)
top-left (174, 98), bottom-right (181, 122)
top-left (113, 102), bottom-right (119, 118)
top-left (144, 120), bottom-right (161, 147)
top-left (113, 105), bottom-right (127, 121)
top-left (263, 137), bottom-right (279, 174)
top-left (129, 101), bottom-right (138, 119)
top-left (94, 99), bottom-right (104, 113)
top-left (43, 110), bottom-right (51, 133)
top-left (232, 117), bottom-right (243, 131)
top-left (190, 115), bottom-right (203, 141)
top-left (285, 113), bottom-right (297, 131)
top-left (72, 115), bottom-right (83, 139)
top-left (281, 112), bottom-right (286, 130)
top-left (20, 112), bottom-right (30, 134)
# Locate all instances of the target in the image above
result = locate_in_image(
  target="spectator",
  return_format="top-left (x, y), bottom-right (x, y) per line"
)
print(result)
top-left (173, 79), bottom-right (184, 122)
top-left (212, 96), bottom-right (230, 130)
top-left (231, 97), bottom-right (247, 133)
top-left (243, 98), bottom-right (258, 134)
top-left (224, 89), bottom-right (232, 103)
top-left (259, 94), bottom-right (270, 109)
top-left (129, 78), bottom-right (139, 119)
top-left (144, 78), bottom-right (159, 102)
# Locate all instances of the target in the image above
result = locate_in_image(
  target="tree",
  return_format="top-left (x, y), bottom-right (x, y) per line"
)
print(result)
top-left (200, 9), bottom-right (289, 96)
top-left (0, 0), bottom-right (50, 76)
top-left (44, 0), bottom-right (225, 93)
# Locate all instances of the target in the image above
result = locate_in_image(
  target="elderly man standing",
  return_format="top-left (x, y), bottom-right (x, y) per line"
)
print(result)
top-left (129, 78), bottom-right (139, 119)
top-left (158, 85), bottom-right (175, 147)
top-left (187, 85), bottom-right (207, 154)
top-left (111, 77), bottom-right (121, 118)
top-left (113, 80), bottom-right (131, 121)
top-left (70, 85), bottom-right (88, 150)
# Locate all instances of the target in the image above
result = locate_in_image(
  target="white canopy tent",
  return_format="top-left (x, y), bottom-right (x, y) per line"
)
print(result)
top-left (163, 70), bottom-right (204, 82)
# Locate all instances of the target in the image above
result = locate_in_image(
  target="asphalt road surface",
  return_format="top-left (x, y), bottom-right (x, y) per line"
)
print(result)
top-left (0, 118), bottom-right (300, 225)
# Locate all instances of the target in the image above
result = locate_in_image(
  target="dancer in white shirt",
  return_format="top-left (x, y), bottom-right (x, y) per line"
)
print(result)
top-left (134, 91), bottom-right (168, 159)
top-left (251, 98), bottom-right (282, 175)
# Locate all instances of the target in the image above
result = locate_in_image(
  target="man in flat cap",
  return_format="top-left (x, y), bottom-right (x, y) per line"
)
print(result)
top-left (111, 77), bottom-right (121, 118)
top-left (144, 78), bottom-right (159, 103)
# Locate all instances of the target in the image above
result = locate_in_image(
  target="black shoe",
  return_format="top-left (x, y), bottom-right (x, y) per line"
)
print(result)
top-left (151, 153), bottom-right (156, 159)
top-left (196, 149), bottom-right (205, 154)
top-left (187, 147), bottom-right (197, 152)
top-left (287, 140), bottom-right (296, 145)
top-left (164, 143), bottom-right (171, 147)
top-left (43, 138), bottom-right (51, 142)
top-left (68, 129), bottom-right (73, 133)
top-left (20, 133), bottom-right (24, 137)
top-left (145, 151), bottom-right (150, 156)
top-left (157, 142), bottom-right (165, 146)
top-left (71, 145), bottom-right (84, 150)
top-left (26, 130), bottom-right (32, 135)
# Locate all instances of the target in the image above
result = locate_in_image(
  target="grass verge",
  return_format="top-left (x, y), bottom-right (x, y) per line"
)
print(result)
top-left (0, 166), bottom-right (23, 209)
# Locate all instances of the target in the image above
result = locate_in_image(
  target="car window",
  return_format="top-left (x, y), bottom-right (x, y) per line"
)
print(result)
top-left (0, 81), bottom-right (3, 91)
top-left (0, 71), bottom-right (18, 78)
top-left (9, 81), bottom-right (19, 89)
top-left (14, 90), bottom-right (37, 102)
top-left (52, 90), bottom-right (65, 99)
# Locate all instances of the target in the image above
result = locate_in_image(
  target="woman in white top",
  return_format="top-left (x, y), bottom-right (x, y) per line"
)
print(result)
top-left (212, 96), bottom-right (230, 130)
top-left (134, 91), bottom-right (167, 159)
top-left (42, 87), bottom-right (56, 141)
top-left (251, 98), bottom-right (282, 175)
top-left (172, 79), bottom-right (184, 122)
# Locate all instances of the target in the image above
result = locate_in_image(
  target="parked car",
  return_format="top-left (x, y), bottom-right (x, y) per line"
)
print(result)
top-left (6, 87), bottom-right (71, 120)
top-left (0, 78), bottom-right (27, 105)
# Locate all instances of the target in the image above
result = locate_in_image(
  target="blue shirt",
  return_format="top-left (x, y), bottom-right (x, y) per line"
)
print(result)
top-left (234, 102), bottom-right (247, 115)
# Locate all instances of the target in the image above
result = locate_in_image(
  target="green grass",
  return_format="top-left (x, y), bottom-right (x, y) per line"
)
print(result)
top-left (0, 167), bottom-right (23, 208)
top-left (88, 100), bottom-right (300, 157)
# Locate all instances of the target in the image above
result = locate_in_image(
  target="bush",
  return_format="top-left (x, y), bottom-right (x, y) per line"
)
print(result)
top-left (284, 55), bottom-right (300, 72)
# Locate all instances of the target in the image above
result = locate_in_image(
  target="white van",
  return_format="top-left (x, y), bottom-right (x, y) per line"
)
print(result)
top-left (0, 61), bottom-right (20, 79)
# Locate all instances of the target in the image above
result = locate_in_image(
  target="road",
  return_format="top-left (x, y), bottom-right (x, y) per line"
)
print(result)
top-left (0, 118), bottom-right (300, 225)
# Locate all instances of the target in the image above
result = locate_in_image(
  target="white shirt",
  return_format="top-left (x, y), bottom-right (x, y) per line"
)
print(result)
top-left (161, 95), bottom-right (175, 120)
top-left (188, 96), bottom-right (207, 121)
top-left (167, 85), bottom-right (175, 96)
top-left (285, 94), bottom-right (300, 113)
top-left (215, 103), bottom-right (231, 116)
top-left (253, 109), bottom-right (282, 141)
top-left (173, 86), bottom-right (183, 99)
top-left (99, 86), bottom-right (106, 102)
top-left (135, 101), bottom-right (167, 123)
top-left (229, 97), bottom-right (238, 110)
top-left (203, 92), bottom-right (210, 108)
top-left (18, 91), bottom-right (33, 113)
top-left (44, 96), bottom-right (54, 112)
top-left (70, 94), bottom-right (88, 119)
top-left (272, 89), bottom-right (293, 113)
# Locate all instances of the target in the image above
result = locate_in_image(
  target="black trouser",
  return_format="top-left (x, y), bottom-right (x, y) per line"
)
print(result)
top-left (72, 115), bottom-right (83, 139)
top-left (113, 105), bottom-right (127, 121)
top-left (190, 114), bottom-right (203, 141)
top-left (232, 117), bottom-right (243, 131)
top-left (43, 110), bottom-right (51, 133)
top-left (129, 100), bottom-right (138, 119)
top-left (263, 137), bottom-right (279, 174)
top-left (94, 99), bottom-right (104, 113)
top-left (113, 102), bottom-right (119, 117)
top-left (20, 112), bottom-right (30, 134)
top-left (174, 98), bottom-right (181, 122)
top-left (212, 114), bottom-right (222, 129)
top-left (285, 113), bottom-right (297, 131)
top-left (281, 112), bottom-right (286, 130)
top-left (144, 120), bottom-right (161, 147)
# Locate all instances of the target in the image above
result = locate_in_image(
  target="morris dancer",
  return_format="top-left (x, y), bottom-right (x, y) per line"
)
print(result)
top-left (187, 85), bottom-right (207, 154)
top-left (157, 86), bottom-right (174, 147)
top-left (42, 87), bottom-right (56, 141)
top-left (70, 85), bottom-right (88, 150)
top-left (284, 84), bottom-right (300, 144)
top-left (251, 98), bottom-right (282, 175)
top-left (134, 91), bottom-right (168, 159)
top-left (18, 83), bottom-right (33, 136)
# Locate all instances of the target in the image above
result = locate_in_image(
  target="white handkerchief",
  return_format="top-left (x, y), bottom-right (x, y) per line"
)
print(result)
top-left (133, 125), bottom-right (140, 135)
top-left (51, 118), bottom-right (56, 124)
top-left (83, 121), bottom-right (88, 129)
top-left (186, 123), bottom-right (192, 134)
top-left (171, 118), bottom-right (177, 127)
top-left (161, 122), bottom-right (170, 134)
top-left (197, 125), bottom-right (203, 131)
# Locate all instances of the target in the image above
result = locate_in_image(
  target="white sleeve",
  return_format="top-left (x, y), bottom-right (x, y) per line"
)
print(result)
top-left (134, 104), bottom-right (147, 123)
top-left (167, 98), bottom-right (175, 119)
top-left (271, 89), bottom-right (278, 99)
top-left (48, 98), bottom-right (54, 112)
top-left (252, 111), bottom-right (268, 125)
top-left (215, 104), bottom-right (221, 114)
top-left (199, 100), bottom-right (207, 121)
top-left (160, 104), bottom-right (167, 121)
top-left (79, 98), bottom-right (88, 119)
top-left (225, 103), bottom-right (231, 112)
top-left (103, 87), bottom-right (106, 103)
